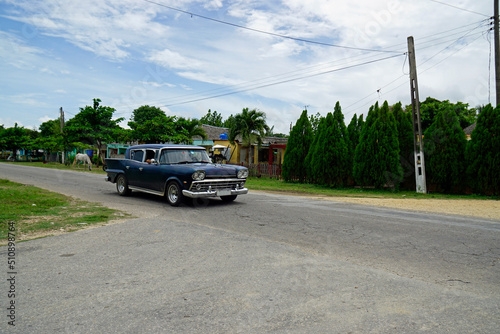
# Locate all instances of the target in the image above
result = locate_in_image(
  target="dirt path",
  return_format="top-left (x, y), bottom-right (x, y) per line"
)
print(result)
top-left (326, 197), bottom-right (499, 220)
top-left (256, 191), bottom-right (500, 220)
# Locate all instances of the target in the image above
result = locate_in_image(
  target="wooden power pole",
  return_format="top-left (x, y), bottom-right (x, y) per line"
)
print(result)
top-left (60, 107), bottom-right (65, 164)
top-left (495, 0), bottom-right (500, 106)
top-left (407, 36), bottom-right (427, 193)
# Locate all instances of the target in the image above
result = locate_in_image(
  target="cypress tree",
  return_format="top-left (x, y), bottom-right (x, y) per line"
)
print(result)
top-left (346, 114), bottom-right (359, 185)
top-left (354, 101), bottom-right (402, 188)
top-left (353, 103), bottom-right (378, 186)
top-left (312, 112), bottom-right (335, 185)
top-left (423, 105), bottom-right (466, 193)
top-left (328, 102), bottom-right (349, 185)
top-left (307, 102), bottom-right (349, 186)
top-left (305, 116), bottom-right (326, 184)
top-left (357, 114), bottom-right (365, 132)
top-left (466, 104), bottom-right (500, 195)
top-left (376, 101), bottom-right (403, 188)
top-left (393, 102), bottom-right (415, 190)
top-left (282, 110), bottom-right (313, 182)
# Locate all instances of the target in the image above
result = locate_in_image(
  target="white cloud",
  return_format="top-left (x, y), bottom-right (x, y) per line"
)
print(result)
top-left (38, 115), bottom-right (52, 123)
top-left (0, 0), bottom-right (493, 134)
top-left (148, 48), bottom-right (204, 70)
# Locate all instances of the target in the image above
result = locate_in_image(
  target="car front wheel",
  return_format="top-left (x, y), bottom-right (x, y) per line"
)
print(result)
top-left (166, 181), bottom-right (183, 206)
top-left (116, 175), bottom-right (131, 196)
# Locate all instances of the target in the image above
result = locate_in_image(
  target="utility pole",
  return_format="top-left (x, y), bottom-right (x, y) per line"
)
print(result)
top-left (495, 0), bottom-right (500, 106)
top-left (407, 36), bottom-right (427, 193)
top-left (60, 107), bottom-right (65, 164)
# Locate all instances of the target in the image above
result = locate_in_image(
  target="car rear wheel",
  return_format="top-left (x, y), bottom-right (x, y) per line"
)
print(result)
top-left (166, 181), bottom-right (183, 206)
top-left (116, 175), bottom-right (131, 196)
top-left (221, 195), bottom-right (237, 202)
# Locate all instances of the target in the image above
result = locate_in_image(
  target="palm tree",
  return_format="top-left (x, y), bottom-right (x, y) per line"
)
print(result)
top-left (183, 118), bottom-right (207, 141)
top-left (229, 108), bottom-right (269, 164)
top-left (175, 117), bottom-right (207, 144)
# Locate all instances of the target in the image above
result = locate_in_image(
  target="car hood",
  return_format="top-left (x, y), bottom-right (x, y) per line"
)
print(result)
top-left (185, 163), bottom-right (245, 177)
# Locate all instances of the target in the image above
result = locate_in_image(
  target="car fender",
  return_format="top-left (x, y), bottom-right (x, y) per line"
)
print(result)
top-left (106, 169), bottom-right (126, 183)
top-left (162, 176), bottom-right (186, 195)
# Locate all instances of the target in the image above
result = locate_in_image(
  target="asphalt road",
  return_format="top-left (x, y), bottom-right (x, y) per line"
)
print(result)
top-left (1, 163), bottom-right (499, 333)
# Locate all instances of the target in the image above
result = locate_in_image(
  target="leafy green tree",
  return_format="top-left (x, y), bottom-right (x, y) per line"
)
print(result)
top-left (0, 123), bottom-right (30, 160)
top-left (264, 125), bottom-right (288, 138)
top-left (354, 101), bottom-right (402, 188)
top-left (223, 114), bottom-right (236, 129)
top-left (128, 105), bottom-right (174, 143)
top-left (229, 108), bottom-right (269, 164)
top-left (200, 109), bottom-right (224, 127)
top-left (0, 125), bottom-right (4, 149)
top-left (65, 98), bottom-right (124, 165)
top-left (282, 110), bottom-right (313, 182)
top-left (35, 118), bottom-right (64, 155)
top-left (393, 102), bottom-right (415, 190)
top-left (466, 104), bottom-right (500, 195)
top-left (417, 97), bottom-right (477, 132)
top-left (423, 105), bottom-right (466, 193)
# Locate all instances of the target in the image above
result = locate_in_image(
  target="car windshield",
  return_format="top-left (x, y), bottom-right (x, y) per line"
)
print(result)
top-left (159, 149), bottom-right (210, 164)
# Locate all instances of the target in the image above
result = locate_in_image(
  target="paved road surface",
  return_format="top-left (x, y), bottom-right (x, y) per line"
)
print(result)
top-left (1, 163), bottom-right (499, 333)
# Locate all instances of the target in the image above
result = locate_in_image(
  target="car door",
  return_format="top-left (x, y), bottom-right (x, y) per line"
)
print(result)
top-left (126, 149), bottom-right (145, 188)
top-left (138, 149), bottom-right (163, 191)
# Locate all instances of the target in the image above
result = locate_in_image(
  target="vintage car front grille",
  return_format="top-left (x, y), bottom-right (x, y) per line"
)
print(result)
top-left (190, 179), bottom-right (245, 192)
top-left (204, 174), bottom-right (235, 179)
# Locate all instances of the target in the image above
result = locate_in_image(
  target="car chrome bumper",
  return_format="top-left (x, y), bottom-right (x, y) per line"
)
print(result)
top-left (182, 187), bottom-right (248, 198)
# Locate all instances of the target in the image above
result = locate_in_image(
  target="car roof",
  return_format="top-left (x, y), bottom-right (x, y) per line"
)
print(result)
top-left (127, 144), bottom-right (205, 150)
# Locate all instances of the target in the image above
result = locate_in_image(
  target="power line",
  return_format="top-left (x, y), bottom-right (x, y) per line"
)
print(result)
top-left (429, 0), bottom-right (491, 18)
top-left (418, 26), bottom-right (489, 66)
top-left (161, 54), bottom-right (404, 107)
top-left (143, 0), bottom-right (402, 54)
top-left (344, 26), bottom-right (489, 117)
top-left (115, 23), bottom-right (486, 112)
top-left (420, 30), bottom-right (486, 74)
top-left (155, 52), bottom-right (402, 106)
top-left (379, 19), bottom-right (490, 51)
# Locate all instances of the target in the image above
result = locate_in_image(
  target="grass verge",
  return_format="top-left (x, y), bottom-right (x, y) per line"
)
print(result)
top-left (0, 161), bottom-right (106, 174)
top-left (245, 177), bottom-right (497, 200)
top-left (0, 179), bottom-right (129, 244)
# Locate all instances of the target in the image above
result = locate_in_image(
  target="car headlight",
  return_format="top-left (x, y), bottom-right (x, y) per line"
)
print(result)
top-left (192, 170), bottom-right (206, 181)
top-left (237, 169), bottom-right (249, 179)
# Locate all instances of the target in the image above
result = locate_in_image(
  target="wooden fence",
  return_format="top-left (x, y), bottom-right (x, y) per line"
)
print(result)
top-left (246, 163), bottom-right (282, 178)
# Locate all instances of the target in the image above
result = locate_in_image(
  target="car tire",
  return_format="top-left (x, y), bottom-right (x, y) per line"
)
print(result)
top-left (116, 175), bottom-right (131, 196)
top-left (221, 195), bottom-right (237, 202)
top-left (166, 181), bottom-right (183, 206)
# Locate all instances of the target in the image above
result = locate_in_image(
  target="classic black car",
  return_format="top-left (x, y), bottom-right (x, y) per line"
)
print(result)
top-left (105, 144), bottom-right (248, 206)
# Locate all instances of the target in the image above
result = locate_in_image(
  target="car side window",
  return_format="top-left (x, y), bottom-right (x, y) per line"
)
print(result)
top-left (159, 150), bottom-right (172, 163)
top-left (145, 149), bottom-right (156, 162)
top-left (131, 150), bottom-right (144, 162)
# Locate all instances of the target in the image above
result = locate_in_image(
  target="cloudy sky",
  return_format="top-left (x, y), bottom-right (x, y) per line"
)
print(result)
top-left (0, 0), bottom-right (493, 134)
